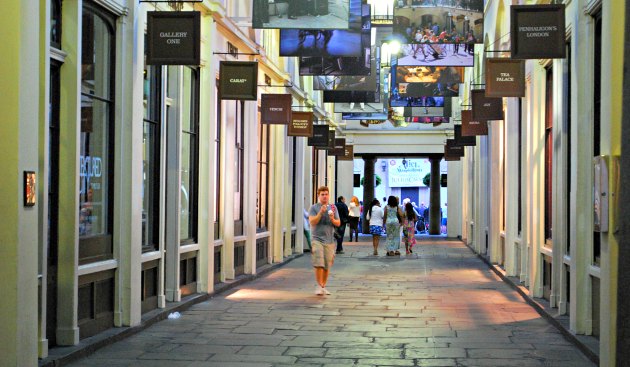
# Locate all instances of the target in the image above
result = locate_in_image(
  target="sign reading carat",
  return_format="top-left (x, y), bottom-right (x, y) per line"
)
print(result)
top-left (219, 61), bottom-right (258, 100)
top-left (387, 159), bottom-right (430, 188)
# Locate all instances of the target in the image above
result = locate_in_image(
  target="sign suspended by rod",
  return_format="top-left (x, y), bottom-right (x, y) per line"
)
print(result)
top-left (146, 11), bottom-right (201, 65)
top-left (511, 4), bottom-right (566, 59)
top-left (471, 89), bottom-right (504, 121)
top-left (261, 94), bottom-right (292, 124)
top-left (219, 61), bottom-right (258, 100)
top-left (485, 58), bottom-right (525, 98)
top-left (461, 110), bottom-right (488, 136)
top-left (288, 111), bottom-right (314, 137)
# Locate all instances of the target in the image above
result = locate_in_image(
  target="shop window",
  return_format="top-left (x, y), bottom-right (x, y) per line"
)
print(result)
top-left (593, 10), bottom-right (602, 266)
top-left (517, 99), bottom-right (522, 235)
top-left (565, 41), bottom-right (572, 255)
top-left (214, 79), bottom-right (221, 240)
top-left (544, 66), bottom-right (553, 243)
top-left (51, 0), bottom-right (62, 48)
top-left (180, 67), bottom-right (199, 245)
top-left (312, 147), bottom-right (319, 203)
top-left (290, 136), bottom-right (297, 224)
top-left (234, 101), bottom-right (245, 236)
top-left (257, 117), bottom-right (270, 230)
top-left (142, 60), bottom-right (161, 253)
top-left (79, 3), bottom-right (116, 264)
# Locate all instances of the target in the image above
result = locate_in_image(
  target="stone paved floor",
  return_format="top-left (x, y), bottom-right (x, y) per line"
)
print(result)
top-left (68, 237), bottom-right (595, 367)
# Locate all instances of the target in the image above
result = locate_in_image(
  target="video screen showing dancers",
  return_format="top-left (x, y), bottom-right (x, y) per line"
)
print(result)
top-left (341, 112), bottom-right (388, 120)
top-left (253, 0), bottom-right (350, 29)
top-left (393, 1), bottom-right (483, 46)
top-left (392, 66), bottom-right (463, 97)
top-left (390, 95), bottom-right (445, 107)
top-left (404, 116), bottom-right (450, 123)
top-left (279, 0), bottom-right (367, 56)
top-left (397, 43), bottom-right (474, 67)
top-left (313, 47), bottom-right (378, 91)
top-left (334, 102), bottom-right (385, 114)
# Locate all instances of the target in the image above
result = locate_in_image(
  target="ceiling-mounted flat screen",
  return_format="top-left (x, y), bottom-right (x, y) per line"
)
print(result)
top-left (404, 116), bottom-right (449, 123)
top-left (279, 0), bottom-right (367, 56)
top-left (334, 102), bottom-right (384, 114)
top-left (397, 43), bottom-right (474, 67)
top-left (313, 48), bottom-right (378, 91)
top-left (342, 112), bottom-right (388, 120)
top-left (390, 96), bottom-right (445, 107)
top-left (323, 89), bottom-right (380, 103)
top-left (299, 52), bottom-right (371, 76)
top-left (393, 66), bottom-right (463, 97)
top-left (253, 0), bottom-right (350, 29)
top-left (511, 4), bottom-right (566, 59)
top-left (393, 106), bottom-right (444, 117)
top-left (393, 3), bottom-right (483, 45)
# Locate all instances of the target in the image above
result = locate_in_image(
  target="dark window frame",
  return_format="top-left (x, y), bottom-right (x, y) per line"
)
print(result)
top-left (593, 10), bottom-right (602, 266)
top-left (290, 137), bottom-right (297, 224)
top-left (256, 116), bottom-right (270, 231)
top-left (214, 79), bottom-right (221, 240)
top-left (566, 40), bottom-right (572, 255)
top-left (78, 3), bottom-right (116, 265)
top-left (312, 147), bottom-right (319, 204)
top-left (141, 62), bottom-right (162, 253)
top-left (51, 0), bottom-right (62, 48)
top-left (544, 66), bottom-right (553, 242)
top-left (234, 100), bottom-right (245, 236)
top-left (518, 99), bottom-right (522, 235)
top-left (180, 66), bottom-right (200, 245)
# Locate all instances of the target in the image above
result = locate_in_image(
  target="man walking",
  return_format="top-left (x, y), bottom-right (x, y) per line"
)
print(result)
top-left (335, 196), bottom-right (349, 254)
top-left (309, 186), bottom-right (341, 295)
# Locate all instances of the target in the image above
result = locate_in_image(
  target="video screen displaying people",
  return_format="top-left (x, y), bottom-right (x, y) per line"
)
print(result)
top-left (390, 95), bottom-right (445, 107)
top-left (279, 0), bottom-right (367, 56)
top-left (393, 66), bottom-right (463, 97)
top-left (324, 90), bottom-right (381, 103)
top-left (313, 48), bottom-right (378, 91)
top-left (404, 116), bottom-right (450, 123)
top-left (393, 1), bottom-right (483, 45)
top-left (253, 0), bottom-right (351, 29)
top-left (299, 52), bottom-right (371, 76)
top-left (342, 112), bottom-right (388, 120)
top-left (392, 106), bottom-right (446, 117)
top-left (397, 43), bottom-right (474, 66)
top-left (334, 102), bottom-right (385, 114)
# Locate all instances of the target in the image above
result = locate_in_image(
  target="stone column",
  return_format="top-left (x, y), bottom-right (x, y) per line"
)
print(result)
top-left (362, 155), bottom-right (376, 234)
top-left (429, 155), bottom-right (442, 235)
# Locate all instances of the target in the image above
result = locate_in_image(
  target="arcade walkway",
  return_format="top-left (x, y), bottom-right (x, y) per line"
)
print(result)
top-left (68, 238), bottom-right (595, 367)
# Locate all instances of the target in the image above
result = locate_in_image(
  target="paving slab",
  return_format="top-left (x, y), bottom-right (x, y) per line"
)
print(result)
top-left (67, 238), bottom-right (595, 367)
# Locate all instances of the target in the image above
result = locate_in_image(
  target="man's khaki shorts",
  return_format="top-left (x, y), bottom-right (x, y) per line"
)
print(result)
top-left (311, 241), bottom-right (336, 269)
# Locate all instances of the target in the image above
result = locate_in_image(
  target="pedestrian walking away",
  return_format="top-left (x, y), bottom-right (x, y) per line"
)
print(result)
top-left (384, 196), bottom-right (403, 256)
top-left (366, 198), bottom-right (384, 255)
top-left (308, 186), bottom-right (341, 296)
top-left (335, 196), bottom-right (349, 254)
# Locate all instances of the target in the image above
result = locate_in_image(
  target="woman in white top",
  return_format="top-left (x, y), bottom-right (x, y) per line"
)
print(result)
top-left (348, 196), bottom-right (361, 242)
top-left (366, 198), bottom-right (384, 256)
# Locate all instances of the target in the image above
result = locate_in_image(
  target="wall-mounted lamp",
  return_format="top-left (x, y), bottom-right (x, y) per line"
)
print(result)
top-left (381, 160), bottom-right (387, 172)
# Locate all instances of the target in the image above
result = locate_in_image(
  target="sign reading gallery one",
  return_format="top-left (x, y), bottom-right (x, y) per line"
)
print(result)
top-left (485, 59), bottom-right (525, 98)
top-left (511, 4), bottom-right (566, 59)
top-left (147, 12), bottom-right (200, 65)
top-left (219, 61), bottom-right (258, 100)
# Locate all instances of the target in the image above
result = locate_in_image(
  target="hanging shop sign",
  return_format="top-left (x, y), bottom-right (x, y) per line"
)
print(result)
top-left (454, 125), bottom-right (476, 146)
top-left (146, 11), bottom-right (200, 65)
top-left (329, 138), bottom-right (346, 156)
top-left (261, 94), bottom-right (292, 124)
top-left (288, 111), bottom-right (314, 137)
top-left (338, 145), bottom-right (354, 161)
top-left (471, 89), bottom-right (504, 121)
top-left (219, 61), bottom-right (258, 100)
top-left (440, 174), bottom-right (447, 187)
top-left (485, 59), bottom-right (526, 98)
top-left (307, 125), bottom-right (329, 147)
top-left (511, 4), bottom-right (566, 59)
top-left (324, 129), bottom-right (336, 150)
top-left (444, 139), bottom-right (464, 161)
top-left (461, 110), bottom-right (488, 136)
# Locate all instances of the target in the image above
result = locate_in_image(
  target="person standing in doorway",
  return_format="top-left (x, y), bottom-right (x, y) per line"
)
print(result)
top-left (335, 196), bottom-right (349, 254)
top-left (366, 198), bottom-right (384, 255)
top-left (309, 186), bottom-right (341, 295)
top-left (348, 196), bottom-right (361, 242)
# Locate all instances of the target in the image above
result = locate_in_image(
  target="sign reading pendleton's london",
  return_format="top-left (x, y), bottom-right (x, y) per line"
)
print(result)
top-left (511, 4), bottom-right (566, 59)
top-left (288, 112), bottom-right (314, 137)
top-left (485, 59), bottom-right (525, 98)
top-left (219, 61), bottom-right (258, 100)
top-left (147, 12), bottom-right (200, 65)
top-left (472, 89), bottom-right (504, 121)
top-left (261, 94), bottom-right (292, 124)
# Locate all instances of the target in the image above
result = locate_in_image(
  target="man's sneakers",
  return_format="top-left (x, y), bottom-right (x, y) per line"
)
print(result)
top-left (315, 285), bottom-right (331, 296)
